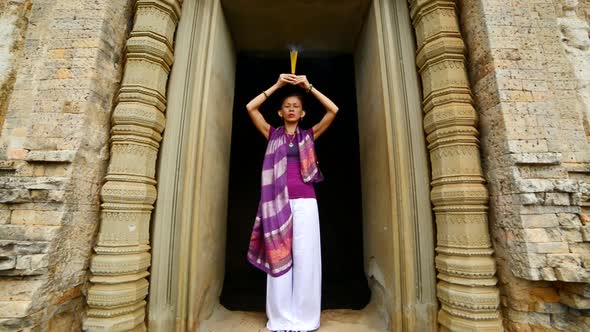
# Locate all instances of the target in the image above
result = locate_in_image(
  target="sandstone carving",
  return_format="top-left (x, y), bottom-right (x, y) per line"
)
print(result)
top-left (409, 0), bottom-right (502, 330)
top-left (558, 0), bottom-right (590, 138)
top-left (83, 1), bottom-right (181, 331)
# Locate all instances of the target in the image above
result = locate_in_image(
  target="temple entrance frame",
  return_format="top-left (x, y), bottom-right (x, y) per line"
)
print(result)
top-left (83, 0), bottom-right (503, 331)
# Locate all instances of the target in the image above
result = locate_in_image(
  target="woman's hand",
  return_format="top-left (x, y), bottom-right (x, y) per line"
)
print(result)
top-left (276, 73), bottom-right (297, 88)
top-left (294, 75), bottom-right (311, 90)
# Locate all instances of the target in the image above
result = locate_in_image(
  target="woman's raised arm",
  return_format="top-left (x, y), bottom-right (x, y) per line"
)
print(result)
top-left (293, 75), bottom-right (339, 140)
top-left (246, 74), bottom-right (296, 139)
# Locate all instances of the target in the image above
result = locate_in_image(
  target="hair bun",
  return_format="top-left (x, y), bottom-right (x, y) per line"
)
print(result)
top-left (279, 86), bottom-right (306, 108)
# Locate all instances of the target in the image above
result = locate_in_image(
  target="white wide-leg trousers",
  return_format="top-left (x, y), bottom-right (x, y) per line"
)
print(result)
top-left (266, 198), bottom-right (322, 331)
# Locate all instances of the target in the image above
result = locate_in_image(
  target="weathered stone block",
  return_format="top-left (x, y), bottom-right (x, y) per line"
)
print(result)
top-left (560, 291), bottom-right (590, 310)
top-left (560, 283), bottom-right (590, 298)
top-left (555, 268), bottom-right (590, 282)
top-left (544, 193), bottom-right (570, 206)
top-left (24, 177), bottom-right (68, 190)
top-left (15, 241), bottom-right (49, 255)
top-left (511, 252), bottom-right (547, 268)
top-left (561, 227), bottom-right (583, 242)
top-left (0, 225), bottom-right (60, 241)
top-left (0, 278), bottom-right (44, 300)
top-left (534, 301), bottom-right (567, 314)
top-left (47, 310), bottom-right (78, 332)
top-left (551, 311), bottom-right (589, 332)
top-left (530, 287), bottom-right (560, 303)
top-left (507, 139), bottom-right (549, 154)
top-left (0, 161), bottom-right (16, 171)
top-left (9, 254), bottom-right (48, 275)
top-left (24, 150), bottom-right (75, 163)
top-left (572, 193), bottom-right (583, 206)
top-left (44, 164), bottom-right (69, 177)
top-left (509, 228), bottom-right (551, 242)
top-left (520, 205), bottom-right (581, 215)
top-left (0, 240), bottom-right (49, 256)
top-left (518, 193), bottom-right (544, 205)
top-left (0, 256), bottom-right (16, 270)
top-left (521, 214), bottom-right (559, 228)
top-left (0, 177), bottom-right (68, 191)
top-left (557, 213), bottom-right (582, 227)
top-left (7, 148), bottom-right (29, 160)
top-left (0, 241), bottom-right (13, 256)
top-left (30, 189), bottom-right (67, 203)
top-left (539, 267), bottom-right (557, 281)
top-left (519, 165), bottom-right (567, 179)
top-left (47, 190), bottom-right (66, 203)
top-left (546, 227), bottom-right (564, 242)
top-left (515, 179), bottom-right (555, 193)
top-left (11, 209), bottom-right (65, 226)
top-left (0, 189), bottom-right (31, 203)
top-left (570, 243), bottom-right (590, 253)
top-left (0, 301), bottom-right (32, 318)
top-left (506, 309), bottom-right (552, 328)
top-left (554, 180), bottom-right (579, 193)
top-left (512, 152), bottom-right (562, 165)
top-left (547, 254), bottom-right (581, 268)
top-left (513, 267), bottom-right (543, 280)
top-left (528, 242), bottom-right (569, 254)
top-left (0, 210), bottom-right (10, 225)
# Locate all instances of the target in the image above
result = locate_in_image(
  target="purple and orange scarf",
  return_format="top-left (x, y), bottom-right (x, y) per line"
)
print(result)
top-left (247, 126), bottom-right (323, 277)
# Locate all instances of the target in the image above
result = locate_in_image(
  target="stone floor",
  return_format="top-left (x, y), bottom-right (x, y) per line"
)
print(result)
top-left (198, 302), bottom-right (386, 332)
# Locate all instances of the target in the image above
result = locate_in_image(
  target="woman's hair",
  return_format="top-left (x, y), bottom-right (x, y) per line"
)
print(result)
top-left (279, 89), bottom-right (306, 109)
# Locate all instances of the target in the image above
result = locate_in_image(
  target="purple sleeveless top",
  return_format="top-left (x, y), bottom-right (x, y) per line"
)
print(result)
top-left (269, 126), bottom-right (316, 199)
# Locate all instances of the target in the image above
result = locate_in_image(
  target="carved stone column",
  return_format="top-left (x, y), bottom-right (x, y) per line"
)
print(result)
top-left (408, 0), bottom-right (502, 330)
top-left (83, 1), bottom-right (182, 331)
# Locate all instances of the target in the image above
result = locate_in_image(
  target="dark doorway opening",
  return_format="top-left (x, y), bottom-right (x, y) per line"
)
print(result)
top-left (221, 53), bottom-right (369, 311)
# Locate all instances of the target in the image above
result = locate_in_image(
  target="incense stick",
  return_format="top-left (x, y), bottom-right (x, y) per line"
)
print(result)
top-left (290, 49), bottom-right (298, 75)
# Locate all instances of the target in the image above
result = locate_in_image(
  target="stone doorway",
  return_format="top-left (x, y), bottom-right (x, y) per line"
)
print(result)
top-left (220, 54), bottom-right (370, 312)
top-left (83, 0), bottom-right (505, 330)
top-left (146, 0), bottom-right (436, 331)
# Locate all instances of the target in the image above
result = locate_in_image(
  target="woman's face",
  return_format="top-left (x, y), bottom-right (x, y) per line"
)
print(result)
top-left (278, 96), bottom-right (305, 124)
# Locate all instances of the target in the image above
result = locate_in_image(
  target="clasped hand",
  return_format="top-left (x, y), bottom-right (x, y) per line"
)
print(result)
top-left (277, 74), bottom-right (310, 90)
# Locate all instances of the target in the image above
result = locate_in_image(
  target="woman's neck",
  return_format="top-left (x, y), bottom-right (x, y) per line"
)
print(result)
top-left (284, 122), bottom-right (298, 134)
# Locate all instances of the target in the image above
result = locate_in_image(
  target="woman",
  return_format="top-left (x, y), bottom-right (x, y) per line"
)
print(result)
top-left (246, 73), bottom-right (339, 332)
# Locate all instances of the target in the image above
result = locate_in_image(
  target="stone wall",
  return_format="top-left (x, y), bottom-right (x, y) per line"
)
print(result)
top-left (3, 0), bottom-right (590, 330)
top-left (0, 0), bottom-right (133, 330)
top-left (460, 0), bottom-right (590, 330)
top-left (0, 0), bottom-right (29, 132)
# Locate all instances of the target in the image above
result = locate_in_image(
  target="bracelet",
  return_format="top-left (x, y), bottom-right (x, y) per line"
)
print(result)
top-left (262, 91), bottom-right (269, 98)
top-left (306, 84), bottom-right (313, 93)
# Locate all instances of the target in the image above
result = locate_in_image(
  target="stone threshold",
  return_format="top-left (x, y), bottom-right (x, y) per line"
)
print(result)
top-left (198, 302), bottom-right (386, 332)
